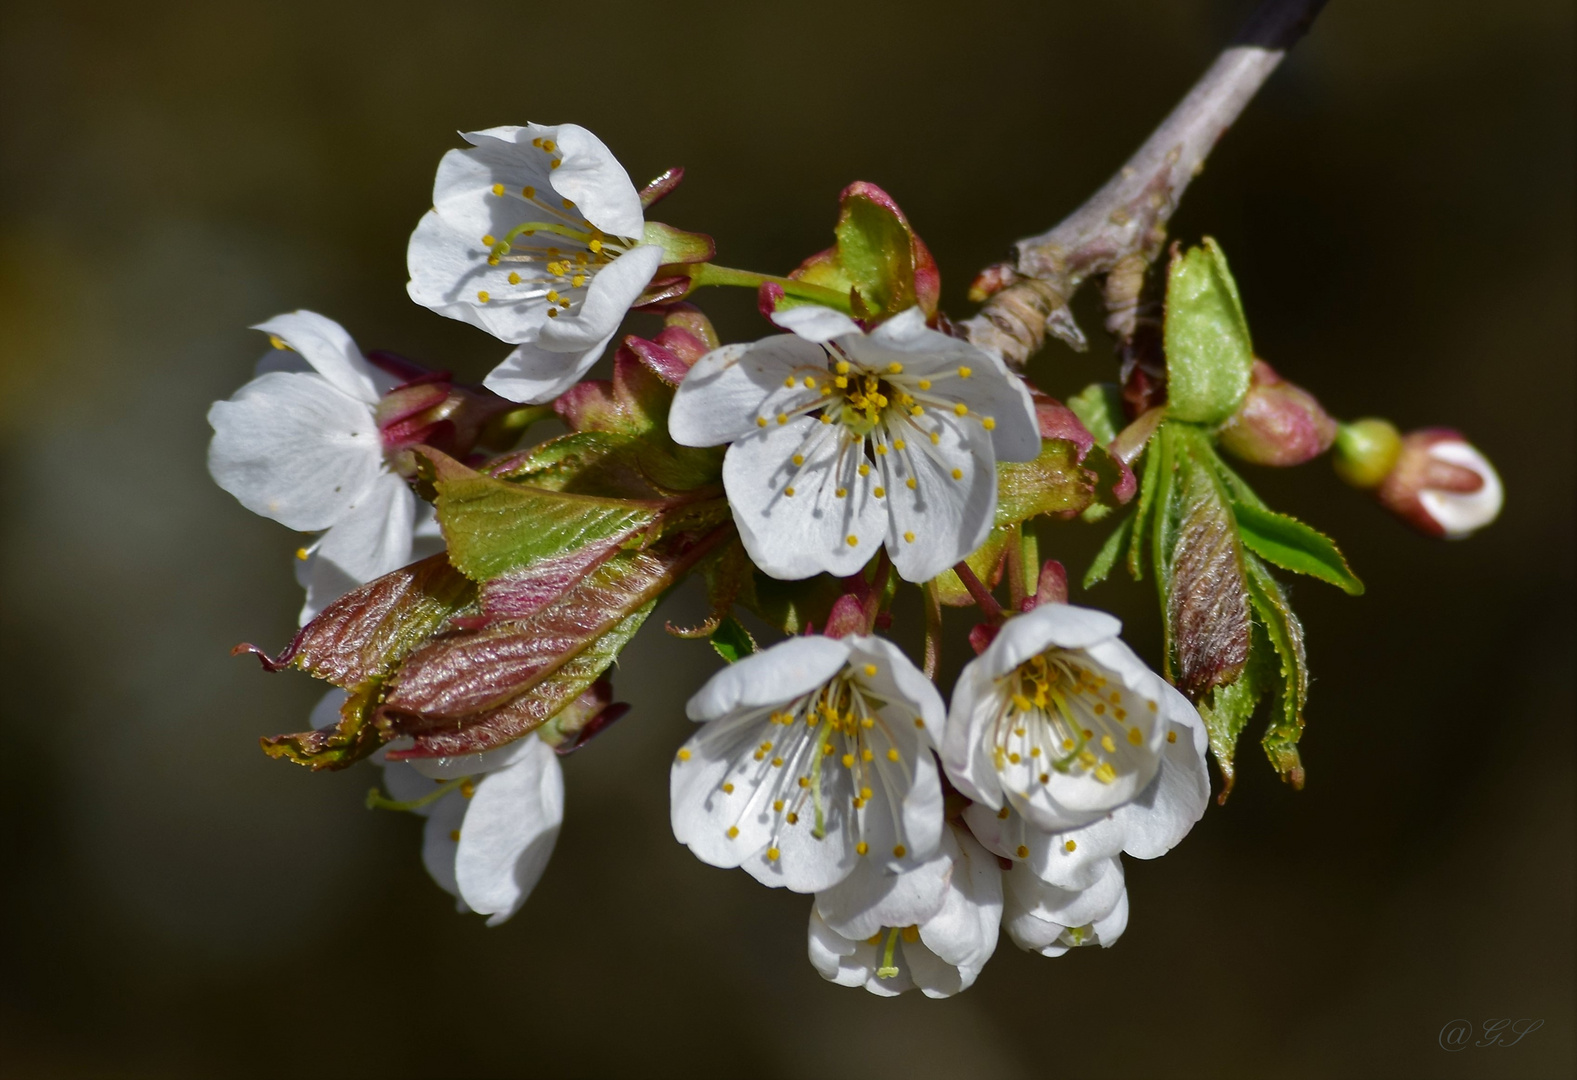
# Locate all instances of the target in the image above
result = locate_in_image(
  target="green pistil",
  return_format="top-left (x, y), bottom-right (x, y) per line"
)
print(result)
top-left (493, 219), bottom-right (595, 257)
top-left (876, 928), bottom-right (902, 979)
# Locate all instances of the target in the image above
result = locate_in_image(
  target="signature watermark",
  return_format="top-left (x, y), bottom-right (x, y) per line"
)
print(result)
top-left (1438, 1018), bottom-right (1544, 1052)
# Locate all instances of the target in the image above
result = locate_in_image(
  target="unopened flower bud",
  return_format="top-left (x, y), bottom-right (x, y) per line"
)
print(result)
top-left (1331, 418), bottom-right (1402, 489)
top-left (1373, 428), bottom-right (1503, 539)
top-left (1216, 360), bottom-right (1336, 467)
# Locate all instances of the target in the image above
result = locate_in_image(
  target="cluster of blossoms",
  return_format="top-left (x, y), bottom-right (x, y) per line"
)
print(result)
top-left (208, 121), bottom-right (1501, 996)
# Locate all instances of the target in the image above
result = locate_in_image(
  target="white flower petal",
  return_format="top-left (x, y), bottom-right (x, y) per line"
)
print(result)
top-left (420, 793), bottom-right (468, 903)
top-left (669, 336), bottom-right (829, 447)
top-left (978, 604), bottom-right (1125, 681)
top-left (882, 412), bottom-right (996, 582)
top-left (914, 826), bottom-right (1002, 972)
top-left (406, 209), bottom-right (550, 342)
top-left (684, 636), bottom-right (851, 720)
top-left (1110, 685), bottom-right (1210, 860)
top-left (454, 737), bottom-right (564, 926)
top-left (807, 908), bottom-right (864, 985)
top-left (961, 800), bottom-right (1126, 890)
top-left (207, 371), bottom-right (382, 531)
top-left (724, 418), bottom-right (884, 580)
top-left (408, 728), bottom-right (549, 780)
top-left (547, 123), bottom-right (644, 238)
top-left (814, 846), bottom-right (951, 941)
top-left (251, 311), bottom-right (393, 404)
top-left (1420, 440), bottom-right (1504, 538)
top-left (312, 472), bottom-right (415, 585)
top-left (770, 305), bottom-right (864, 342)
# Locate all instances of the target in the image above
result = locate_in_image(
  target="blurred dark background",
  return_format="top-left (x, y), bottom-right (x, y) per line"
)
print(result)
top-left (1, 1), bottom-right (1571, 1077)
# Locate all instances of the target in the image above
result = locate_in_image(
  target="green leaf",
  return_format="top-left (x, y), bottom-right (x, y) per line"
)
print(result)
top-left (791, 183), bottom-right (937, 321)
top-left (434, 463), bottom-right (659, 583)
top-left (1196, 624), bottom-right (1276, 800)
top-left (1233, 502), bottom-right (1364, 595)
top-left (1244, 554), bottom-right (1309, 788)
top-left (1083, 513), bottom-right (1134, 590)
top-left (709, 615), bottom-right (757, 663)
top-left (1164, 238), bottom-right (1254, 424)
top-left (740, 572), bottom-right (845, 636)
top-left (260, 685), bottom-right (383, 772)
top-left (1067, 382), bottom-right (1125, 446)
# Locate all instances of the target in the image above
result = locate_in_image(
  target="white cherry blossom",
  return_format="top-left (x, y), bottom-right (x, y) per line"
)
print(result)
top-left (671, 634), bottom-right (945, 894)
top-left (367, 700), bottom-right (564, 927)
top-left (943, 603), bottom-right (1179, 834)
top-left (406, 124), bottom-right (664, 404)
top-left (667, 306), bottom-right (1040, 583)
top-left (1001, 855), bottom-right (1129, 956)
top-left (809, 822), bottom-right (1001, 998)
top-left (207, 311), bottom-right (430, 623)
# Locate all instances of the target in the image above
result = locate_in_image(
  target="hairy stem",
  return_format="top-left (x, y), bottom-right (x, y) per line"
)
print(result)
top-left (959, 0), bottom-right (1329, 366)
top-left (922, 581), bottom-right (943, 680)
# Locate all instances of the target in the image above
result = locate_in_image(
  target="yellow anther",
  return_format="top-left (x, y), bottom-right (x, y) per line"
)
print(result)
top-left (913, 717), bottom-right (925, 728)
top-left (900, 923), bottom-right (919, 942)
top-left (1031, 747), bottom-right (1042, 758)
top-left (522, 185), bottom-right (535, 198)
top-left (909, 405), bottom-right (924, 417)
top-left (791, 454), bottom-right (805, 466)
top-left (841, 753), bottom-right (855, 768)
top-left (450, 829), bottom-right (461, 842)
top-left (773, 799), bottom-right (784, 812)
top-left (726, 825), bottom-right (739, 838)
top-left (294, 547), bottom-right (310, 561)
top-left (777, 413), bottom-right (788, 425)
top-left (562, 197), bottom-right (574, 209)
top-left (893, 844), bottom-right (907, 858)
top-left (835, 487), bottom-right (847, 499)
top-left (930, 432), bottom-right (942, 446)
top-left (1094, 703), bottom-right (1106, 715)
top-left (550, 159), bottom-right (562, 169)
top-left (460, 779), bottom-right (476, 799)
top-left (588, 238), bottom-right (602, 252)
top-left (906, 478), bottom-right (917, 490)
top-left (819, 413), bottom-right (832, 423)
top-left (1094, 762), bottom-right (1117, 784)
top-left (476, 290), bottom-right (490, 302)
top-left (1064, 839), bottom-right (1077, 853)
top-left (1101, 735), bottom-right (1117, 753)
top-left (1128, 727), bottom-right (1144, 746)
top-left (1011, 693), bottom-right (1032, 711)
top-left (852, 797), bottom-right (864, 809)
top-left (951, 468), bottom-right (963, 480)
top-left (1114, 707), bottom-right (1127, 720)
top-left (572, 274), bottom-right (585, 288)
top-left (835, 360), bottom-right (850, 374)
top-left (482, 233), bottom-right (496, 246)
top-left (491, 183), bottom-right (505, 196)
top-left (784, 487), bottom-right (796, 497)
top-left (867, 932), bottom-right (883, 945)
top-left (1040, 772), bottom-right (1051, 783)
top-left (784, 377), bottom-right (797, 388)
top-left (507, 272), bottom-right (521, 285)
top-left (1016, 845), bottom-right (1029, 859)
top-left (874, 444), bottom-right (888, 456)
top-left (873, 486), bottom-right (886, 498)
top-left (982, 417), bottom-right (996, 430)
top-left (541, 139), bottom-right (556, 152)
top-left (860, 786), bottom-right (873, 800)
top-left (786, 812), bottom-right (799, 824)
top-left (1009, 752), bottom-right (1021, 764)
top-left (1148, 700), bottom-right (1159, 712)
top-left (893, 439), bottom-right (906, 451)
top-left (957, 366), bottom-right (972, 378)
top-left (882, 747), bottom-right (898, 763)
top-left (766, 847), bottom-right (780, 861)
top-left (954, 403), bottom-right (969, 417)
top-left (857, 463), bottom-right (870, 477)
top-left (722, 782), bottom-right (735, 794)
top-left (856, 842), bottom-right (869, 856)
top-left (903, 531), bottom-right (915, 544)
top-left (757, 417), bottom-right (768, 428)
top-left (917, 379), bottom-right (931, 391)
top-left (846, 535), bottom-right (858, 547)
top-left (676, 748), bottom-right (691, 761)
top-left (863, 664), bottom-right (877, 676)
top-left (823, 744), bottom-right (835, 756)
top-left (546, 290), bottom-right (560, 303)
top-left (861, 748), bottom-right (873, 762)
top-left (886, 362), bottom-right (903, 374)
top-left (799, 776), bottom-right (811, 787)
top-left (1167, 730), bottom-right (1177, 744)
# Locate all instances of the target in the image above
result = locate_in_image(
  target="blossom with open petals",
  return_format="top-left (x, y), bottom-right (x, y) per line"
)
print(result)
top-left (944, 605), bottom-right (1209, 890)
top-left (369, 701), bottom-right (564, 927)
top-left (207, 311), bottom-right (431, 623)
top-left (668, 306), bottom-right (1039, 582)
top-left (407, 124), bottom-right (664, 403)
top-left (671, 634), bottom-right (944, 893)
top-left (808, 822), bottom-right (1001, 997)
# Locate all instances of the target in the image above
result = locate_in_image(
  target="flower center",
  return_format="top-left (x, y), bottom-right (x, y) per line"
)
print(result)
top-left (991, 652), bottom-right (1157, 789)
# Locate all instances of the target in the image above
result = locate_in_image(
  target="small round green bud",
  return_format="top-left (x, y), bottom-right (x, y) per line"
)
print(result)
top-left (1332, 418), bottom-right (1402, 489)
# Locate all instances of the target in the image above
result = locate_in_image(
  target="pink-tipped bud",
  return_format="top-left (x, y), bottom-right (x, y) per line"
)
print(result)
top-left (1216, 360), bottom-right (1336, 467)
top-left (1370, 428), bottom-right (1503, 539)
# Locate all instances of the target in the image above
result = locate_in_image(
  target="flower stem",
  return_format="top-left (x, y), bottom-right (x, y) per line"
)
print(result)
top-left (922, 581), bottom-right (943, 681)
top-left (953, 561), bottom-right (1004, 623)
top-left (686, 263), bottom-right (854, 313)
top-left (365, 776), bottom-right (466, 813)
top-left (1005, 524), bottom-right (1028, 610)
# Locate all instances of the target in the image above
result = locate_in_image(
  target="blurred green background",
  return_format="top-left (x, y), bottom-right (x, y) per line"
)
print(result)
top-left (1, 1), bottom-right (1571, 1077)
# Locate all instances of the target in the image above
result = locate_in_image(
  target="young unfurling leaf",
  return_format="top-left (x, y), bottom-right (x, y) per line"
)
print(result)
top-left (1163, 239), bottom-right (1253, 425)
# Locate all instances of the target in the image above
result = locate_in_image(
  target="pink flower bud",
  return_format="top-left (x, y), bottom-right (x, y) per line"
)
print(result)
top-left (1375, 429), bottom-right (1503, 539)
top-left (1216, 360), bottom-right (1336, 467)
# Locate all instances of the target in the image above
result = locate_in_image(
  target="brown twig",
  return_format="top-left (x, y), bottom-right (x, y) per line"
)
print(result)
top-left (959, 0), bottom-right (1330, 367)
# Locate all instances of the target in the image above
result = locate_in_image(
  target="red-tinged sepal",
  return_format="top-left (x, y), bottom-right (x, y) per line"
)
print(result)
top-left (1217, 360), bottom-right (1337, 467)
top-left (638, 166), bottom-right (685, 209)
top-left (788, 181), bottom-right (940, 324)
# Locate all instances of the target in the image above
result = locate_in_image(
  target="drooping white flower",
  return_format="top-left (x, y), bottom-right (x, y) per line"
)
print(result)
top-left (207, 311), bottom-right (431, 623)
top-left (1380, 429), bottom-right (1504, 539)
top-left (808, 822), bottom-right (1001, 998)
top-left (366, 696), bottom-right (565, 927)
top-left (944, 604), bottom-right (1210, 891)
top-left (406, 124), bottom-right (665, 404)
top-left (1001, 855), bottom-right (1129, 956)
top-left (671, 634), bottom-right (945, 894)
top-left (667, 306), bottom-right (1040, 583)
